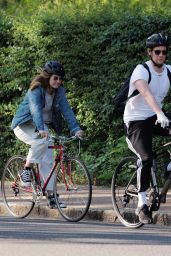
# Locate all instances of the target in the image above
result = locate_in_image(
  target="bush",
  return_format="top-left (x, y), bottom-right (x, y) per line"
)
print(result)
top-left (1, 2), bottom-right (171, 184)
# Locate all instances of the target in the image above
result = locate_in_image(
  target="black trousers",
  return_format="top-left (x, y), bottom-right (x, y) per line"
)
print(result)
top-left (124, 114), bottom-right (170, 192)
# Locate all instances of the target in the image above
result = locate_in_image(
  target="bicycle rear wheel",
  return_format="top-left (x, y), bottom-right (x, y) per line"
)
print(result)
top-left (111, 156), bottom-right (143, 228)
top-left (54, 156), bottom-right (92, 222)
top-left (1, 155), bottom-right (35, 218)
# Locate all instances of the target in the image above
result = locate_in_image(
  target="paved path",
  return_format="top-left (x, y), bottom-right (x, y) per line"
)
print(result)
top-left (0, 218), bottom-right (171, 256)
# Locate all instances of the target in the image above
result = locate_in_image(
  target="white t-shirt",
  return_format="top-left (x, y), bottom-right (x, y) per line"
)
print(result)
top-left (123, 60), bottom-right (171, 123)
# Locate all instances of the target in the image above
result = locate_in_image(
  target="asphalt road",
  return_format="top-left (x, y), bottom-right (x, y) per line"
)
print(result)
top-left (0, 217), bottom-right (171, 256)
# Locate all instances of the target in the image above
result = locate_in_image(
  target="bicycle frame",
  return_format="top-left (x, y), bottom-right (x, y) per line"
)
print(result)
top-left (147, 141), bottom-right (171, 211)
top-left (33, 143), bottom-right (74, 194)
top-left (2, 135), bottom-right (92, 221)
top-left (11, 137), bottom-right (77, 198)
top-left (40, 144), bottom-right (62, 193)
top-left (124, 142), bottom-right (171, 206)
top-left (155, 141), bottom-right (171, 201)
top-left (112, 139), bottom-right (171, 228)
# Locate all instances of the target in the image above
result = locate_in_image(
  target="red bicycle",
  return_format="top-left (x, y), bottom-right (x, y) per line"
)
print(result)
top-left (1, 135), bottom-right (92, 222)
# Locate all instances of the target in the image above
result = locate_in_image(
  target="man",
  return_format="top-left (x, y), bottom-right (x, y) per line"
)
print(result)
top-left (124, 33), bottom-right (171, 224)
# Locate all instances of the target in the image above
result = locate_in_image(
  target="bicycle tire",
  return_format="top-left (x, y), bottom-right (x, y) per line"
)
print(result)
top-left (54, 156), bottom-right (92, 222)
top-left (1, 155), bottom-right (35, 218)
top-left (111, 156), bottom-right (143, 228)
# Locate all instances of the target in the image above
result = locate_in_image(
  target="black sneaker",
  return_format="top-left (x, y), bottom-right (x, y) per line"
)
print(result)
top-left (135, 204), bottom-right (153, 224)
top-left (47, 194), bottom-right (66, 209)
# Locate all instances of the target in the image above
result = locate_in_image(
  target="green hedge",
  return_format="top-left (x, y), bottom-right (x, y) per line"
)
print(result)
top-left (1, 2), bottom-right (171, 184)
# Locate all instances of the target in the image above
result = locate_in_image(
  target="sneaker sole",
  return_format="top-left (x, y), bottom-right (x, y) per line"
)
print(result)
top-left (20, 181), bottom-right (31, 187)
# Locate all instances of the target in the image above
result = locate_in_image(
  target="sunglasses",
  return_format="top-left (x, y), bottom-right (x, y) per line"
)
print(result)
top-left (153, 50), bottom-right (167, 56)
top-left (53, 75), bottom-right (63, 81)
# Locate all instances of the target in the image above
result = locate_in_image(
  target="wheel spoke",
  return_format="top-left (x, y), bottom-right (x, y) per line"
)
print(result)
top-left (1, 156), bottom-right (35, 218)
top-left (111, 156), bottom-right (143, 228)
top-left (54, 157), bottom-right (92, 222)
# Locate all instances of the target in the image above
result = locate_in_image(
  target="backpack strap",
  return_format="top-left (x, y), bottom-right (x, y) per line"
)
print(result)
top-left (128, 63), bottom-right (151, 100)
top-left (166, 66), bottom-right (171, 84)
top-left (142, 63), bottom-right (151, 84)
top-left (144, 63), bottom-right (171, 85)
top-left (128, 64), bottom-right (170, 102)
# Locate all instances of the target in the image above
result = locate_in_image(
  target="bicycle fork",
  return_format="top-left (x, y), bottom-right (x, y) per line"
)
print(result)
top-left (149, 161), bottom-right (160, 212)
top-left (61, 159), bottom-right (77, 191)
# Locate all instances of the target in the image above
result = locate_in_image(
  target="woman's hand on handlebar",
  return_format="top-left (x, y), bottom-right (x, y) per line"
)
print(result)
top-left (75, 130), bottom-right (84, 139)
top-left (38, 130), bottom-right (49, 140)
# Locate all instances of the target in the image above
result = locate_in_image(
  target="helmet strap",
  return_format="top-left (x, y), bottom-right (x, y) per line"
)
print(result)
top-left (150, 56), bottom-right (164, 68)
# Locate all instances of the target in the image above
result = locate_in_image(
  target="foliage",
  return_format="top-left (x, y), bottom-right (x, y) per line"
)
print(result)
top-left (1, 1), bottom-right (171, 185)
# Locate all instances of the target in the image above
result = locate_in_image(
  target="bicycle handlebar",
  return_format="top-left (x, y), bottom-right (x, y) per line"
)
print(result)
top-left (49, 135), bottom-right (85, 144)
top-left (48, 135), bottom-right (86, 155)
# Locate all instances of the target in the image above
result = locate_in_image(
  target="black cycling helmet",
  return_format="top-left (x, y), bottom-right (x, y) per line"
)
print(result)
top-left (43, 60), bottom-right (65, 78)
top-left (146, 33), bottom-right (169, 49)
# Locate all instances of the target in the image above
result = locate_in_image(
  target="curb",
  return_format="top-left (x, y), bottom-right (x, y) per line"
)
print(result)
top-left (153, 211), bottom-right (171, 226)
top-left (0, 203), bottom-right (171, 226)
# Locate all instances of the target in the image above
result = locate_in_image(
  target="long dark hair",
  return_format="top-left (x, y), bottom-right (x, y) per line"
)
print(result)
top-left (30, 71), bottom-right (51, 91)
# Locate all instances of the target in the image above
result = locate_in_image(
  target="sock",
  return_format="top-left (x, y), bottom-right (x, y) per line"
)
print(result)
top-left (138, 192), bottom-right (147, 207)
top-left (24, 166), bottom-right (31, 170)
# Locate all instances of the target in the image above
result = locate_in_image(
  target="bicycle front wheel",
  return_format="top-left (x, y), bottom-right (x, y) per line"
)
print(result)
top-left (111, 156), bottom-right (143, 228)
top-left (1, 155), bottom-right (35, 218)
top-left (54, 156), bottom-right (92, 222)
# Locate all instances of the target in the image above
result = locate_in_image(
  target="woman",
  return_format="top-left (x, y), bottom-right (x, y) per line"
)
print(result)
top-left (11, 60), bottom-right (83, 208)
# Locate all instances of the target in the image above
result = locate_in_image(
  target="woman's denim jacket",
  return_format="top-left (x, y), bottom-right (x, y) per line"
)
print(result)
top-left (11, 85), bottom-right (81, 135)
